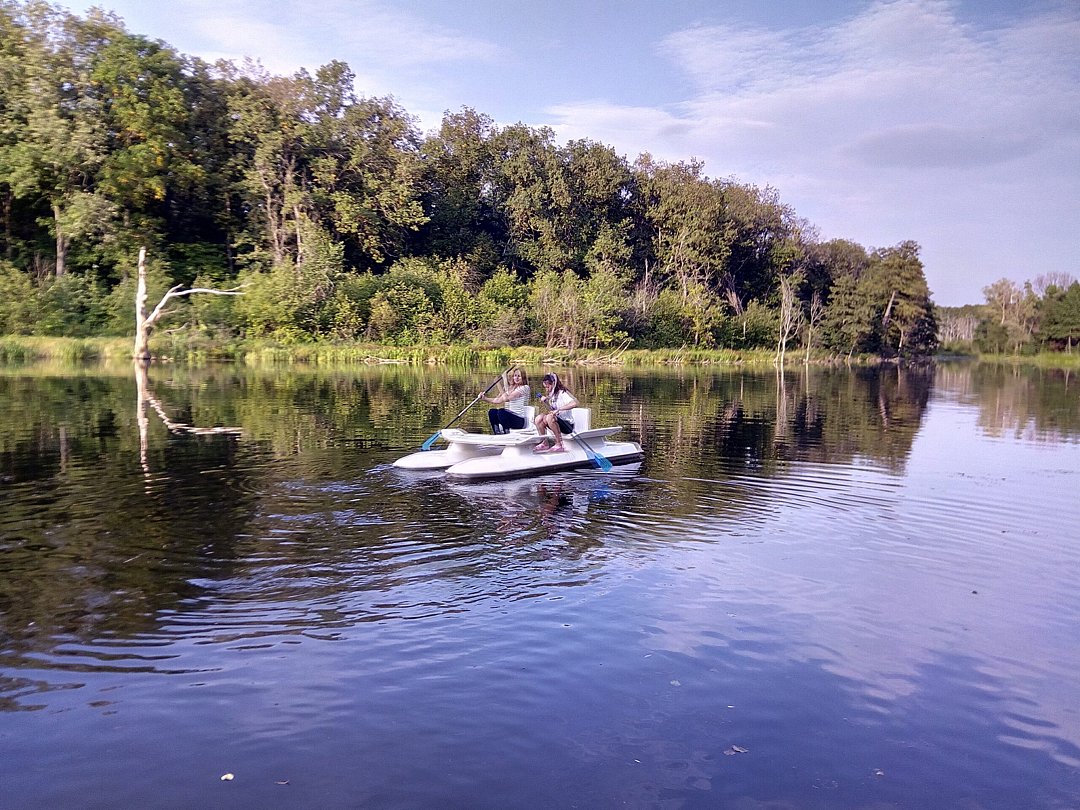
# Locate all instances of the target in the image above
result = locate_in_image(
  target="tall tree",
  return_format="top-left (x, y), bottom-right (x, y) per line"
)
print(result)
top-left (1040, 282), bottom-right (1080, 352)
top-left (634, 155), bottom-right (728, 303)
top-left (0, 2), bottom-right (116, 276)
top-left (310, 89), bottom-right (427, 271)
top-left (861, 241), bottom-right (937, 356)
top-left (418, 107), bottom-right (500, 267)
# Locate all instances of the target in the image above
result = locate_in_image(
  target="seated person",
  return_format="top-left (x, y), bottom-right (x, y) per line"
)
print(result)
top-left (533, 372), bottom-right (578, 452)
top-left (481, 367), bottom-right (530, 434)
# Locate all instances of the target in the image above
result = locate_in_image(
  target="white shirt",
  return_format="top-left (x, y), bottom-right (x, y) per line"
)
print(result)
top-left (548, 389), bottom-right (576, 420)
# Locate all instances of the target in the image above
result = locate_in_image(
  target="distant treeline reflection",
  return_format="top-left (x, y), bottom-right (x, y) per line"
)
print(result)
top-left (1, 364), bottom-right (1074, 487)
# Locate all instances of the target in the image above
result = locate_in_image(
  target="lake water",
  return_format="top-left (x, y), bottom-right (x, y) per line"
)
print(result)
top-left (1, 362), bottom-right (1078, 809)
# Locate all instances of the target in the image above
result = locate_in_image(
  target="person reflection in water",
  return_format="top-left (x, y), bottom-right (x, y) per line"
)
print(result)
top-left (481, 367), bottom-right (530, 434)
top-left (537, 482), bottom-right (571, 529)
top-left (496, 482), bottom-right (572, 539)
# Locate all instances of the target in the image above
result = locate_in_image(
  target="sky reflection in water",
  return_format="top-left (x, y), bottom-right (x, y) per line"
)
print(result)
top-left (0, 363), bottom-right (1078, 808)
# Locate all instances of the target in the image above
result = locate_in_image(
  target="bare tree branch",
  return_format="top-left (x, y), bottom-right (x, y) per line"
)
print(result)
top-left (133, 246), bottom-right (246, 361)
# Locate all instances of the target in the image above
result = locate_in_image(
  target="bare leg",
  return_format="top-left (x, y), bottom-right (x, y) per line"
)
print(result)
top-left (534, 413), bottom-right (555, 451)
top-left (550, 418), bottom-right (563, 446)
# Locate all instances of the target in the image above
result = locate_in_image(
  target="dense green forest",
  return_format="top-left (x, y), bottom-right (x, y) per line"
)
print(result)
top-left (0, 1), bottom-right (1074, 360)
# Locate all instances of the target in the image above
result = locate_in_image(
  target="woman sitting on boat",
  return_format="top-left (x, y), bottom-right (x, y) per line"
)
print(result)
top-left (533, 373), bottom-right (578, 453)
top-left (480, 367), bottom-right (531, 434)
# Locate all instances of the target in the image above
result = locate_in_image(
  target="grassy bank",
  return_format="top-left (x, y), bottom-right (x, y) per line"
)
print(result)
top-left (0, 334), bottom-right (962, 368)
top-left (0, 336), bottom-right (857, 368)
top-left (0, 336), bottom-right (132, 364)
top-left (977, 351), bottom-right (1080, 369)
top-left (239, 342), bottom-right (805, 368)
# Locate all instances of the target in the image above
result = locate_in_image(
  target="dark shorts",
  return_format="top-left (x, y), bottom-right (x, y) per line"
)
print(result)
top-left (556, 415), bottom-right (575, 434)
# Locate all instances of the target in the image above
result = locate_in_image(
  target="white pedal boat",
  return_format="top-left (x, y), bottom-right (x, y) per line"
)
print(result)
top-left (393, 407), bottom-right (644, 481)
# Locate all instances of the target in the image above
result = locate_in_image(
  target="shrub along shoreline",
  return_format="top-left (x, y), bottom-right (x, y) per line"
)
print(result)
top-left (2, 335), bottom-right (1074, 369)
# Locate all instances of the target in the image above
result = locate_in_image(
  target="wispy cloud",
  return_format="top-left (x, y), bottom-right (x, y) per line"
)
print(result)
top-left (152, 0), bottom-right (503, 83)
top-left (547, 0), bottom-right (1080, 303)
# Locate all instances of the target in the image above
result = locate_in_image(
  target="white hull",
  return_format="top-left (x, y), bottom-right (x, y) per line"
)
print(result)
top-left (394, 424), bottom-right (643, 481)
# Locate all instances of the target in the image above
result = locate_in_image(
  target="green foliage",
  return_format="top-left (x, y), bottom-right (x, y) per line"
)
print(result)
top-left (0, 261), bottom-right (35, 334)
top-left (580, 264), bottom-right (629, 348)
top-left (640, 288), bottom-right (690, 349)
top-left (1038, 282), bottom-right (1080, 350)
top-left (473, 267), bottom-right (529, 345)
top-left (102, 255), bottom-right (174, 335)
top-left (719, 300), bottom-right (779, 350)
top-left (36, 273), bottom-right (108, 337)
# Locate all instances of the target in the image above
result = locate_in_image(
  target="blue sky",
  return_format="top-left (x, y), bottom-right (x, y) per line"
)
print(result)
top-left (65, 0), bottom-right (1079, 306)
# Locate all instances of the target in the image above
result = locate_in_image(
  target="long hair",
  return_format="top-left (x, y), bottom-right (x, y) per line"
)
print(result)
top-left (508, 366), bottom-right (529, 388)
top-left (541, 372), bottom-right (566, 398)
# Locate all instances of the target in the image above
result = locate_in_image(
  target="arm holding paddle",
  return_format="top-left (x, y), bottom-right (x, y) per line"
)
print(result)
top-left (420, 367), bottom-right (512, 450)
top-left (479, 367), bottom-right (531, 434)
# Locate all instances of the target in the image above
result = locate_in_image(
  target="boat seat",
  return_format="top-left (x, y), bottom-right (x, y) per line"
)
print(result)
top-left (570, 407), bottom-right (590, 432)
top-left (507, 405), bottom-right (537, 433)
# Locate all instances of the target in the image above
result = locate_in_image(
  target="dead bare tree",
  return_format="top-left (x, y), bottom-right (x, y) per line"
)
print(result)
top-left (804, 290), bottom-right (824, 365)
top-left (775, 274), bottom-right (802, 366)
top-left (133, 246), bottom-right (245, 361)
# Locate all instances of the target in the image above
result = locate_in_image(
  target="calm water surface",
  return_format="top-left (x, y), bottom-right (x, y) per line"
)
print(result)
top-left (1, 363), bottom-right (1078, 809)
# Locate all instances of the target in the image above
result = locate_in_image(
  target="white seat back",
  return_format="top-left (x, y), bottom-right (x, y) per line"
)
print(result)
top-left (570, 407), bottom-right (590, 432)
top-left (507, 405), bottom-right (536, 433)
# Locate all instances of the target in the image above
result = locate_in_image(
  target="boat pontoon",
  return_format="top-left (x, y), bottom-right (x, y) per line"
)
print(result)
top-left (393, 407), bottom-right (643, 481)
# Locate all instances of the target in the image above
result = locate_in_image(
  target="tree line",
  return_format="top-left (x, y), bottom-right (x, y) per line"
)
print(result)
top-left (0, 0), bottom-right (943, 358)
top-left (937, 274), bottom-right (1080, 356)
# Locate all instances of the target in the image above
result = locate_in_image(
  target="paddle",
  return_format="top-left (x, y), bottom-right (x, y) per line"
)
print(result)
top-left (421, 367), bottom-right (512, 450)
top-left (572, 431), bottom-right (613, 472)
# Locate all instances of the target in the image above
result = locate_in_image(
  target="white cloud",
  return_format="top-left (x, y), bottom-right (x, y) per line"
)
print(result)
top-left (545, 0), bottom-right (1080, 304)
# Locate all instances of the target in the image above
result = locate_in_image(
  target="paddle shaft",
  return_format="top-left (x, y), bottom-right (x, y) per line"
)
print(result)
top-left (421, 367), bottom-right (513, 450)
top-left (572, 431), bottom-right (613, 472)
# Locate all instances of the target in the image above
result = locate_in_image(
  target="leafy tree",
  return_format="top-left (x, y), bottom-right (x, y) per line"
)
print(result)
top-left (418, 107), bottom-right (500, 267)
top-left (1040, 282), bottom-right (1080, 351)
top-left (861, 241), bottom-right (937, 357)
top-left (474, 267), bottom-right (529, 345)
top-left (310, 89), bottom-right (427, 270)
top-left (635, 155), bottom-right (728, 303)
top-left (0, 259), bottom-right (34, 332)
top-left (491, 124), bottom-right (575, 275)
top-left (0, 2), bottom-right (113, 276)
top-left (580, 263), bottom-right (629, 348)
top-left (804, 239), bottom-right (869, 304)
top-left (821, 273), bottom-right (874, 357)
top-left (36, 271), bottom-right (107, 336)
top-left (719, 181), bottom-right (802, 306)
top-left (980, 277), bottom-right (1037, 353)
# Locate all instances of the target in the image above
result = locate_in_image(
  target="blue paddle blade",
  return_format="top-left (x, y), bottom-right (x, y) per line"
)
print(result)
top-left (592, 451), bottom-right (613, 472)
top-left (575, 434), bottom-right (613, 472)
top-left (421, 431), bottom-right (441, 451)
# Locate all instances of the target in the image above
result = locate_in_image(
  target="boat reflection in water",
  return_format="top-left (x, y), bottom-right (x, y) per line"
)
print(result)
top-left (439, 463), bottom-right (643, 545)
